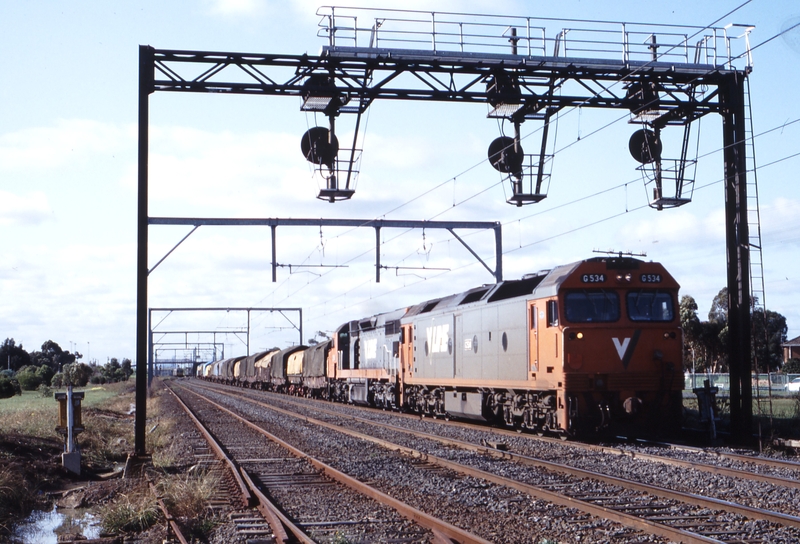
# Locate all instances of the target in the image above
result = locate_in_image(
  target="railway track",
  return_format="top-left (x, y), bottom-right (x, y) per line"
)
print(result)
top-left (211, 381), bottom-right (800, 495)
top-left (168, 382), bottom-right (492, 543)
top-left (185, 380), bottom-right (800, 543)
top-left (169, 386), bottom-right (313, 543)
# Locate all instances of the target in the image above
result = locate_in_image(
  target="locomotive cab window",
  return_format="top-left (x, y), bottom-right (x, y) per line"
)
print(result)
top-left (546, 300), bottom-right (558, 327)
top-left (627, 290), bottom-right (674, 322)
top-left (564, 290), bottom-right (620, 323)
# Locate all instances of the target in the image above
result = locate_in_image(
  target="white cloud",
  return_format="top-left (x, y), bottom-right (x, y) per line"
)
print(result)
top-left (614, 207), bottom-right (725, 249)
top-left (0, 119), bottom-right (132, 171)
top-left (0, 190), bottom-right (51, 226)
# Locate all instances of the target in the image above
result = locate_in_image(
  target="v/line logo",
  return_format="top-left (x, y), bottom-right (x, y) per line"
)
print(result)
top-left (426, 324), bottom-right (450, 354)
top-left (612, 337), bottom-right (631, 360)
top-left (611, 330), bottom-right (641, 369)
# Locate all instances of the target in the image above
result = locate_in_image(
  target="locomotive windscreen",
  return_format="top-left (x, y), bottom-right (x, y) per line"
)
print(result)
top-left (627, 290), bottom-right (674, 322)
top-left (564, 290), bottom-right (620, 322)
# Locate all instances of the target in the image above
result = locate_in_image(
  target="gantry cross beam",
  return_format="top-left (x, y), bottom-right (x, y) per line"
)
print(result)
top-left (148, 47), bottom-right (726, 124)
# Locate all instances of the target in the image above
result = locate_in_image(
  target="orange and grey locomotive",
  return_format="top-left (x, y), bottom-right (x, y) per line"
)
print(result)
top-left (325, 256), bottom-right (682, 437)
top-left (200, 256), bottom-right (682, 438)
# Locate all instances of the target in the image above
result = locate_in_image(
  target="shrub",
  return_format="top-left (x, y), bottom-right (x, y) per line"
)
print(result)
top-left (35, 365), bottom-right (55, 386)
top-left (783, 358), bottom-right (800, 374)
top-left (15, 367), bottom-right (41, 391)
top-left (0, 375), bottom-right (15, 399)
top-left (62, 363), bottom-right (93, 387)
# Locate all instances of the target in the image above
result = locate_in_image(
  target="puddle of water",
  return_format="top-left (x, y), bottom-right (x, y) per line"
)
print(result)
top-left (11, 505), bottom-right (101, 544)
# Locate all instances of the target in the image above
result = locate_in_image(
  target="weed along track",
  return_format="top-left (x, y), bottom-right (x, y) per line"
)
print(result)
top-left (182, 380), bottom-right (800, 543)
top-left (168, 382), bottom-right (482, 543)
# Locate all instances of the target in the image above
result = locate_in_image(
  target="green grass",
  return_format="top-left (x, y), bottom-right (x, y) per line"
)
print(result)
top-left (0, 384), bottom-right (128, 440)
top-left (99, 489), bottom-right (160, 534)
top-left (0, 384), bottom-right (127, 411)
top-left (755, 397), bottom-right (800, 419)
top-left (684, 394), bottom-right (800, 439)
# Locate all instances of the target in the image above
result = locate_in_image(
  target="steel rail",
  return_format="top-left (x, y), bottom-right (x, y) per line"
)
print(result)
top-left (237, 467), bottom-right (317, 544)
top-left (167, 387), bottom-right (252, 506)
top-left (653, 442), bottom-right (800, 472)
top-left (148, 479), bottom-right (191, 544)
top-left (166, 385), bottom-right (308, 544)
top-left (174, 383), bottom-right (490, 544)
top-left (422, 417), bottom-right (800, 489)
top-left (413, 416), bottom-right (800, 490)
top-left (192, 383), bottom-right (727, 543)
top-left (584, 444), bottom-right (800, 491)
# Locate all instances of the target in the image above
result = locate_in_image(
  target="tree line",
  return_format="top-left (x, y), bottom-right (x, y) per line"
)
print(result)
top-left (0, 338), bottom-right (133, 399)
top-left (681, 288), bottom-right (795, 374)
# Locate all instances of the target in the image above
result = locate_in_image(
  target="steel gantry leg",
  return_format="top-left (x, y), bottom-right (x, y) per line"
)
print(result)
top-left (721, 71), bottom-right (753, 444)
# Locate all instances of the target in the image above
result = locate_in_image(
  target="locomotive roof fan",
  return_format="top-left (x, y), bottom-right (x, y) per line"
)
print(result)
top-left (300, 74), bottom-right (357, 202)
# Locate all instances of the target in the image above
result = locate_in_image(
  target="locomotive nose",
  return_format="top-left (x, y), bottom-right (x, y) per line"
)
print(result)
top-left (623, 396), bottom-right (643, 416)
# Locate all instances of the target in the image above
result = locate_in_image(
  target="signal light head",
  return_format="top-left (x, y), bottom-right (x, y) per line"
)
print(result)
top-left (301, 127), bottom-right (339, 169)
top-left (628, 128), bottom-right (662, 164)
top-left (488, 136), bottom-right (524, 175)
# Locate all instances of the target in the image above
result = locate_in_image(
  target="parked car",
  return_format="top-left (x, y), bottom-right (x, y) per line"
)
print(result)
top-left (785, 377), bottom-right (800, 393)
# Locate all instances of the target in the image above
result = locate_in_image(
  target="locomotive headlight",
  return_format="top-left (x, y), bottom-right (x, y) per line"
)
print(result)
top-left (615, 273), bottom-right (632, 283)
top-left (569, 331), bottom-right (584, 340)
top-left (663, 331), bottom-right (676, 339)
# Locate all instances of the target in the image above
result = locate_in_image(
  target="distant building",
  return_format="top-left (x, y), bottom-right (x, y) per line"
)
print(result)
top-left (782, 335), bottom-right (800, 363)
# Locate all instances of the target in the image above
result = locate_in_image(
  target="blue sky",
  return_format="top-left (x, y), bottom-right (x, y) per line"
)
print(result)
top-left (1, 0), bottom-right (799, 365)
